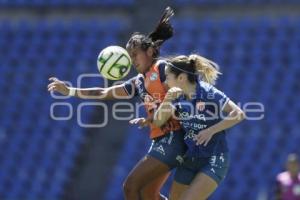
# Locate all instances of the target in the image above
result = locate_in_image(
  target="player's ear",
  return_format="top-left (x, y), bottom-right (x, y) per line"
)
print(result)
top-left (177, 73), bottom-right (186, 82)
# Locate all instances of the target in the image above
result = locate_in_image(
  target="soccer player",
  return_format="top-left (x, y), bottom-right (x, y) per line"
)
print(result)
top-left (275, 153), bottom-right (300, 200)
top-left (48, 7), bottom-right (187, 200)
top-left (152, 54), bottom-right (245, 200)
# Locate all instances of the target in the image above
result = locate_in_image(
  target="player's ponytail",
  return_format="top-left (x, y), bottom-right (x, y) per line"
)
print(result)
top-left (189, 54), bottom-right (221, 85)
top-left (126, 7), bottom-right (174, 58)
top-left (148, 6), bottom-right (174, 47)
top-left (168, 54), bottom-right (221, 85)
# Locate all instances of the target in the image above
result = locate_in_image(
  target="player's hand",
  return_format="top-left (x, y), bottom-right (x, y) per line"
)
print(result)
top-left (165, 87), bottom-right (183, 101)
top-left (48, 77), bottom-right (70, 96)
top-left (194, 128), bottom-right (214, 146)
top-left (144, 94), bottom-right (161, 110)
top-left (129, 118), bottom-right (151, 129)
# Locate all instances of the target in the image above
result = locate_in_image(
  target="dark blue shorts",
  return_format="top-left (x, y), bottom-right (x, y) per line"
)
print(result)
top-left (147, 130), bottom-right (187, 169)
top-left (174, 153), bottom-right (230, 185)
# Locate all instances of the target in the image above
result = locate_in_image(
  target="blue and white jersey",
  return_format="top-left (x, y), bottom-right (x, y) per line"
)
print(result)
top-left (172, 80), bottom-right (230, 157)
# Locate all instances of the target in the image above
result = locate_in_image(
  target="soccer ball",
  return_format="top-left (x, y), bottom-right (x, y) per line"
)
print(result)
top-left (97, 46), bottom-right (132, 80)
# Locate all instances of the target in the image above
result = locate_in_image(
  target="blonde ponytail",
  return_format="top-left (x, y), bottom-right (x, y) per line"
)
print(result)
top-left (188, 54), bottom-right (221, 85)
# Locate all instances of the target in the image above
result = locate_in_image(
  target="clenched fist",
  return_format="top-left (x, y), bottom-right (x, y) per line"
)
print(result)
top-left (165, 87), bottom-right (183, 102)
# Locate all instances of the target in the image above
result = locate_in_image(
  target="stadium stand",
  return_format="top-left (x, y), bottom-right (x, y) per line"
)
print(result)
top-left (0, 19), bottom-right (126, 199)
top-left (0, 0), bottom-right (134, 7)
top-left (0, 1), bottom-right (299, 199)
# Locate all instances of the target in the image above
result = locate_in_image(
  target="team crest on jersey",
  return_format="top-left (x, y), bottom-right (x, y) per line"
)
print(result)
top-left (196, 101), bottom-right (205, 111)
top-left (150, 72), bottom-right (158, 81)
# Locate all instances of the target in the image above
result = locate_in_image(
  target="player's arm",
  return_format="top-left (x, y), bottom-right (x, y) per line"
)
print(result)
top-left (152, 98), bottom-right (174, 127)
top-left (152, 87), bottom-right (182, 127)
top-left (195, 100), bottom-right (245, 146)
top-left (207, 100), bottom-right (245, 134)
top-left (47, 77), bottom-right (132, 100)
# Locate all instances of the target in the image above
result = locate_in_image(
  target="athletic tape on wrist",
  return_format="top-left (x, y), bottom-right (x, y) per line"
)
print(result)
top-left (68, 88), bottom-right (76, 96)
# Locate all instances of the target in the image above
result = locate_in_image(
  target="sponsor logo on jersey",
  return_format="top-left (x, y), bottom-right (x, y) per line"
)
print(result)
top-left (184, 130), bottom-right (197, 140)
top-left (178, 111), bottom-right (190, 119)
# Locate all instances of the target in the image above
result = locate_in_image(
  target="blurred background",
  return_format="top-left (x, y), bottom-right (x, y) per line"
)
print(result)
top-left (0, 0), bottom-right (300, 199)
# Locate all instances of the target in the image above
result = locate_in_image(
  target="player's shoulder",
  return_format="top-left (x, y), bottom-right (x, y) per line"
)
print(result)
top-left (131, 73), bottom-right (144, 80)
top-left (124, 74), bottom-right (144, 84)
top-left (154, 59), bottom-right (168, 71)
top-left (198, 80), bottom-right (213, 92)
top-left (153, 59), bottom-right (168, 81)
top-left (134, 74), bottom-right (145, 85)
top-left (198, 80), bottom-right (224, 94)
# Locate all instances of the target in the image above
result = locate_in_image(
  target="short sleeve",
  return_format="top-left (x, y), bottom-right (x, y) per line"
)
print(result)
top-left (123, 76), bottom-right (138, 97)
top-left (208, 87), bottom-right (229, 111)
top-left (200, 81), bottom-right (229, 111)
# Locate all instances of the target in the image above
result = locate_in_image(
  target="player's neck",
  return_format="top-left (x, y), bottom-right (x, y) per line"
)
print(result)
top-left (182, 82), bottom-right (196, 100)
top-left (143, 59), bottom-right (156, 75)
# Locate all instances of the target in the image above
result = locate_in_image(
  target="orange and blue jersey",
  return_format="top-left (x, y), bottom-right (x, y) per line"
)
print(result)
top-left (123, 60), bottom-right (181, 139)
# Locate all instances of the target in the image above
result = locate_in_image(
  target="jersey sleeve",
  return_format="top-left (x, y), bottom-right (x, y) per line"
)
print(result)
top-left (201, 82), bottom-right (229, 111)
top-left (123, 76), bottom-right (138, 97)
top-left (208, 87), bottom-right (229, 111)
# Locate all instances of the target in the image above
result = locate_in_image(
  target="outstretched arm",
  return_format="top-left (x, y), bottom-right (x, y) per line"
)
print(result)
top-left (47, 77), bottom-right (132, 100)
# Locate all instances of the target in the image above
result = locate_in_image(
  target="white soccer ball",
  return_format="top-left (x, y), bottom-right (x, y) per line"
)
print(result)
top-left (97, 46), bottom-right (132, 80)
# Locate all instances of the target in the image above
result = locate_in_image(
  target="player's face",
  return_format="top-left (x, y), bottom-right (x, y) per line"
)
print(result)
top-left (128, 47), bottom-right (153, 74)
top-left (165, 66), bottom-right (180, 88)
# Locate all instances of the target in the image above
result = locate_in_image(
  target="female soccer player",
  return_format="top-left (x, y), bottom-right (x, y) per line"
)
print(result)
top-left (48, 7), bottom-right (187, 200)
top-left (152, 54), bottom-right (245, 200)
